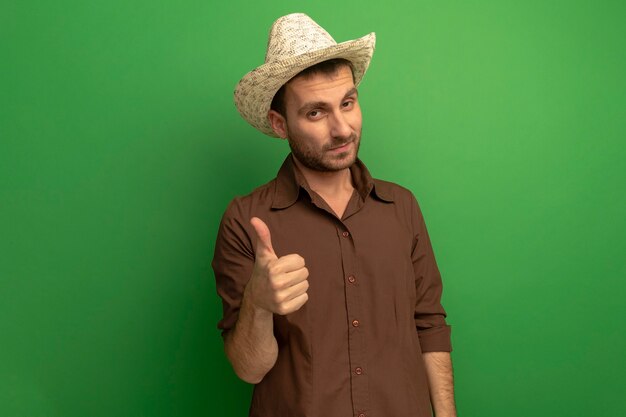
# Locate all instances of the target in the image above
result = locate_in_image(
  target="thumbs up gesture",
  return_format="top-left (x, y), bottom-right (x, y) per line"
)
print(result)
top-left (245, 217), bottom-right (309, 315)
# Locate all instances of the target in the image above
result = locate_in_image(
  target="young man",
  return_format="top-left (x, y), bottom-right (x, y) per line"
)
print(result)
top-left (212, 13), bottom-right (456, 417)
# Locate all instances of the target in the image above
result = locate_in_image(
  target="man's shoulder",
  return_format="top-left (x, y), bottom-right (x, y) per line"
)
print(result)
top-left (371, 177), bottom-right (417, 203)
top-left (220, 177), bottom-right (277, 221)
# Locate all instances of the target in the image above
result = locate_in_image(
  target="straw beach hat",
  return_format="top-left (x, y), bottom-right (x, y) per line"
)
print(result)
top-left (233, 13), bottom-right (376, 137)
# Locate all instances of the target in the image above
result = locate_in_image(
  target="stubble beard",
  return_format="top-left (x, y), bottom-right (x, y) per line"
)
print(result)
top-left (287, 132), bottom-right (361, 172)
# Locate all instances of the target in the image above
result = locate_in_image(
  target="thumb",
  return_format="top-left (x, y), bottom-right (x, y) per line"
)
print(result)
top-left (250, 217), bottom-right (277, 260)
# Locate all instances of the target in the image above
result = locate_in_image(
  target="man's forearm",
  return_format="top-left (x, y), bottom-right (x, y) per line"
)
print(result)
top-left (422, 351), bottom-right (457, 417)
top-left (224, 287), bottom-right (278, 384)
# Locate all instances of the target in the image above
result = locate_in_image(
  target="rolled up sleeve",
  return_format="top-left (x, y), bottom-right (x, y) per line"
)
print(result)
top-left (211, 198), bottom-right (254, 337)
top-left (410, 193), bottom-right (452, 352)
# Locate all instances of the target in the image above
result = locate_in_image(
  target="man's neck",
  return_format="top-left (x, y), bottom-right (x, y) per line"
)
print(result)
top-left (292, 155), bottom-right (355, 198)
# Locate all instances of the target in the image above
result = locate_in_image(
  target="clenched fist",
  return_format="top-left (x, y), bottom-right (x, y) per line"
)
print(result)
top-left (245, 217), bottom-right (309, 315)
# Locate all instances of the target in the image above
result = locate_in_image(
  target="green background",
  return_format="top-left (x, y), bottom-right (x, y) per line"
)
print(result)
top-left (1, 0), bottom-right (624, 416)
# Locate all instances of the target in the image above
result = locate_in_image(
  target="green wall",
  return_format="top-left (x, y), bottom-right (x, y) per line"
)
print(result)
top-left (1, 1), bottom-right (624, 416)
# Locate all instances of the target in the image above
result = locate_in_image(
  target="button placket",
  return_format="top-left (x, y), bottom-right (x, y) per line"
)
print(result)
top-left (338, 223), bottom-right (370, 415)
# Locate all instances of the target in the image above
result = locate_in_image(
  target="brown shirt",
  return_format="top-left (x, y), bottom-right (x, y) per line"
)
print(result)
top-left (212, 153), bottom-right (452, 417)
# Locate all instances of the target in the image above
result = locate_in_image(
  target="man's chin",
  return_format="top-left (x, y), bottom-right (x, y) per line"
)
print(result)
top-left (325, 152), bottom-right (357, 171)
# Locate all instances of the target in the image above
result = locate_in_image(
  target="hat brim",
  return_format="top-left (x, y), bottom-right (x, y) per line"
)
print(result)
top-left (234, 32), bottom-right (376, 138)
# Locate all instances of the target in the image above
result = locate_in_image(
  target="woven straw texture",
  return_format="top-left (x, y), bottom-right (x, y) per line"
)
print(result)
top-left (234, 13), bottom-right (376, 137)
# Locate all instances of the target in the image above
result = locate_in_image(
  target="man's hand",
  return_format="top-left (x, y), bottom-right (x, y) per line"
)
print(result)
top-left (223, 217), bottom-right (308, 384)
top-left (246, 217), bottom-right (309, 315)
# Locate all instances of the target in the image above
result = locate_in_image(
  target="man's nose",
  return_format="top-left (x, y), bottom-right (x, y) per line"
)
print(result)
top-left (329, 110), bottom-right (352, 139)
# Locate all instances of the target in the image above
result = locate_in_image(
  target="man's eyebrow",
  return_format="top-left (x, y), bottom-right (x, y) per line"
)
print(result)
top-left (298, 88), bottom-right (359, 115)
top-left (344, 87), bottom-right (358, 98)
top-left (299, 101), bottom-right (328, 115)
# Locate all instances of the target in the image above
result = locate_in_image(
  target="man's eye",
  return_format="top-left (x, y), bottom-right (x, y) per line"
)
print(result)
top-left (308, 110), bottom-right (322, 119)
top-left (342, 101), bottom-right (354, 108)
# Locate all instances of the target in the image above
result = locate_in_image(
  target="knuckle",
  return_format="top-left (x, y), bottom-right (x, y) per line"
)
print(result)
top-left (268, 264), bottom-right (280, 277)
top-left (269, 278), bottom-right (281, 291)
top-left (272, 292), bottom-right (283, 304)
top-left (285, 253), bottom-right (305, 266)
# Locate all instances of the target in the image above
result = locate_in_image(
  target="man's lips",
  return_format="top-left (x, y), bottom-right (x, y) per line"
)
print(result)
top-left (328, 141), bottom-right (353, 151)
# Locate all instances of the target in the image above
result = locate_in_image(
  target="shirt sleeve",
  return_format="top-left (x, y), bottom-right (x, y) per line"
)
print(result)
top-left (409, 193), bottom-right (453, 352)
top-left (211, 198), bottom-right (255, 337)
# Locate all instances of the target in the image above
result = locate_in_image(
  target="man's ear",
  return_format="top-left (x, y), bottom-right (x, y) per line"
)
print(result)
top-left (268, 110), bottom-right (288, 139)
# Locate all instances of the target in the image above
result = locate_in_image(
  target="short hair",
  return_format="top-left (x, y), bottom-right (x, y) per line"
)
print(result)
top-left (270, 58), bottom-right (355, 118)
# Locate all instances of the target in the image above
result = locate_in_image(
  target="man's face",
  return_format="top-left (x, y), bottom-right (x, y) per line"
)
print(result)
top-left (280, 65), bottom-right (362, 172)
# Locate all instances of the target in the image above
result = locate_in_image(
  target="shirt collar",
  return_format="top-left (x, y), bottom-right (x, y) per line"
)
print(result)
top-left (271, 153), bottom-right (394, 210)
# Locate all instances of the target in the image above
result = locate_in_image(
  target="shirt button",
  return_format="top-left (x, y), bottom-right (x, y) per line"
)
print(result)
top-left (347, 275), bottom-right (356, 283)
top-left (355, 367), bottom-right (363, 375)
top-left (342, 231), bottom-right (350, 237)
top-left (352, 319), bottom-right (360, 327)
top-left (358, 414), bottom-right (366, 417)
